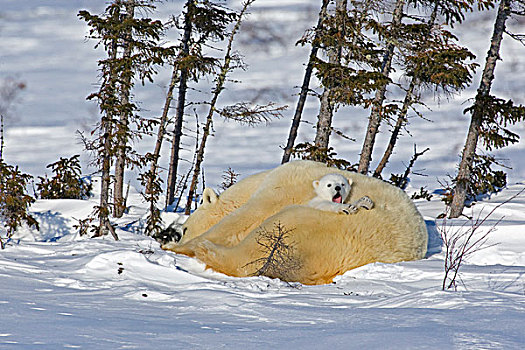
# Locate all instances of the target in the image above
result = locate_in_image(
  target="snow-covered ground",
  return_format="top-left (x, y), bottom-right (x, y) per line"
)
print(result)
top-left (2, 183), bottom-right (525, 348)
top-left (1, 1), bottom-right (525, 348)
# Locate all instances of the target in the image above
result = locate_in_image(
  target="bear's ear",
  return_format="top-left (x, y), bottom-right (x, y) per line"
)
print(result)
top-left (201, 188), bottom-right (219, 206)
top-left (312, 180), bottom-right (320, 189)
top-left (347, 178), bottom-right (353, 186)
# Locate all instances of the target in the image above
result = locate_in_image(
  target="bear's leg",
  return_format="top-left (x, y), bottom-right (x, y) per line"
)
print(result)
top-left (163, 223), bottom-right (250, 258)
top-left (193, 239), bottom-right (260, 278)
top-left (162, 239), bottom-right (200, 257)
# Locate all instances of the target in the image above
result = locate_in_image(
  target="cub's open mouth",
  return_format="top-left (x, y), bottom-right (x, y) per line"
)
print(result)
top-left (332, 193), bottom-right (342, 203)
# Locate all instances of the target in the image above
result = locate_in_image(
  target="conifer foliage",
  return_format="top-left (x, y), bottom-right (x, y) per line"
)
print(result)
top-left (66, 0), bottom-right (524, 240)
top-left (153, 0), bottom-right (284, 215)
top-left (79, 0), bottom-right (170, 238)
top-left (285, 0), bottom-right (503, 192)
top-left (0, 160), bottom-right (38, 249)
top-left (371, 0), bottom-right (482, 178)
top-left (183, 0), bottom-right (255, 215)
top-left (37, 155), bottom-right (92, 200)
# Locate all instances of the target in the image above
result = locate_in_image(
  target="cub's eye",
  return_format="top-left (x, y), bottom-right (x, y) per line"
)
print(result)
top-left (342, 183), bottom-right (345, 187)
top-left (327, 184), bottom-right (332, 187)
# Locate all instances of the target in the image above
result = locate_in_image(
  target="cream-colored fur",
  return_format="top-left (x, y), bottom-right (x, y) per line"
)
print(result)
top-left (163, 160), bottom-right (428, 284)
top-left (175, 169), bottom-right (270, 244)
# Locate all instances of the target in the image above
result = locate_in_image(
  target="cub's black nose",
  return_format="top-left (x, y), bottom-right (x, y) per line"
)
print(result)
top-left (335, 185), bottom-right (341, 191)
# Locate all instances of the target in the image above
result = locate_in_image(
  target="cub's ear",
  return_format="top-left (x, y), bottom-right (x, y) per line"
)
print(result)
top-left (312, 180), bottom-right (320, 189)
top-left (346, 178), bottom-right (353, 186)
top-left (201, 188), bottom-right (219, 206)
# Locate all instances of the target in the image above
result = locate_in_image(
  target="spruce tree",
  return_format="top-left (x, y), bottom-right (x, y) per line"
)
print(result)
top-left (183, 0), bottom-right (285, 214)
top-left (165, 0), bottom-right (195, 208)
top-left (144, 65), bottom-right (178, 203)
top-left (183, 0), bottom-right (252, 214)
top-left (296, 0), bottom-right (384, 163)
top-left (293, 0), bottom-right (497, 179)
top-left (449, 0), bottom-right (525, 218)
top-left (357, 0), bottom-right (406, 174)
top-left (373, 0), bottom-right (482, 178)
top-left (79, 0), bottom-right (168, 237)
top-left (80, 3), bottom-right (121, 238)
top-left (113, 0), bottom-right (136, 218)
top-left (37, 155), bottom-right (92, 200)
top-left (313, 0), bottom-right (348, 154)
top-left (165, 0), bottom-right (238, 207)
top-left (0, 160), bottom-right (38, 249)
top-left (0, 98), bottom-right (38, 248)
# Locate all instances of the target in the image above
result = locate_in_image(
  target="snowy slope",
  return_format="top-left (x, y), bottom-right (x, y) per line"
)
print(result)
top-left (1, 1), bottom-right (525, 349)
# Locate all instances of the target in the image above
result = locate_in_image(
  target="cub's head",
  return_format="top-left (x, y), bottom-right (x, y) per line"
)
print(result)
top-left (312, 173), bottom-right (352, 203)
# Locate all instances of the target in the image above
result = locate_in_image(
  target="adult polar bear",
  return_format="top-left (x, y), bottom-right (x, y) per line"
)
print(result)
top-left (163, 160), bottom-right (428, 285)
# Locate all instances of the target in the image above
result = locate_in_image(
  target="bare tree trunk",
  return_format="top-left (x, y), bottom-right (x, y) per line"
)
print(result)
top-left (97, 123), bottom-right (119, 240)
top-left (314, 89), bottom-right (335, 151)
top-left (184, 110), bottom-right (212, 215)
top-left (166, 0), bottom-right (193, 208)
top-left (96, 103), bottom-right (118, 240)
top-left (94, 36), bottom-right (119, 240)
top-left (373, 79), bottom-right (416, 177)
top-left (146, 66), bottom-right (179, 199)
top-left (0, 114), bottom-right (4, 160)
top-left (184, 0), bottom-right (254, 215)
top-left (313, 0), bottom-right (347, 152)
top-left (113, 0), bottom-right (135, 218)
top-left (358, 0), bottom-right (405, 174)
top-left (281, 0), bottom-right (330, 164)
top-left (99, 123), bottom-right (112, 237)
top-left (449, 0), bottom-right (511, 218)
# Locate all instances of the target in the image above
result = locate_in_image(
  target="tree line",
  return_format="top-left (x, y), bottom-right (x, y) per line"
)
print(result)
top-left (1, 0), bottom-right (524, 247)
top-left (281, 0), bottom-right (524, 219)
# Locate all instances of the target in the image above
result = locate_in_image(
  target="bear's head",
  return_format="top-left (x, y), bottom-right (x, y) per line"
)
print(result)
top-left (178, 188), bottom-right (227, 243)
top-left (312, 173), bottom-right (352, 203)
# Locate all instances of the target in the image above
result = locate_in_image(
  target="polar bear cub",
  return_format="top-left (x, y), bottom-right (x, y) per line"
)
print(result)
top-left (308, 173), bottom-right (374, 214)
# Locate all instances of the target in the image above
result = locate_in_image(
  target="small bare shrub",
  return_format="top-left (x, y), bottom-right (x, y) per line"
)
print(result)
top-left (244, 222), bottom-right (302, 281)
top-left (220, 167), bottom-right (240, 191)
top-left (73, 217), bottom-right (97, 237)
top-left (440, 188), bottom-right (525, 290)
